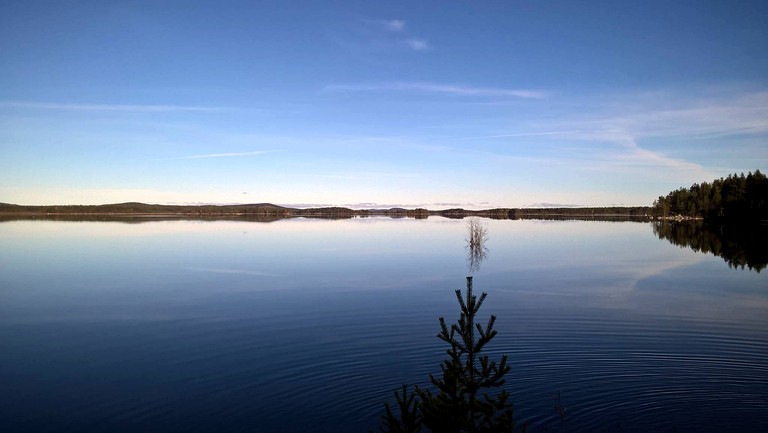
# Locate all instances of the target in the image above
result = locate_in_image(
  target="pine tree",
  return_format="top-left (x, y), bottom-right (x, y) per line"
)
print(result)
top-left (375, 277), bottom-right (524, 433)
top-left (377, 384), bottom-right (422, 433)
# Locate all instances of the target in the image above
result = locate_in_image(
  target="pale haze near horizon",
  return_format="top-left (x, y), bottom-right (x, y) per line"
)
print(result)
top-left (1, 0), bottom-right (766, 209)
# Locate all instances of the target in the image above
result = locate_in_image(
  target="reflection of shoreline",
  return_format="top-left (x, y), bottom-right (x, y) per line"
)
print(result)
top-left (653, 221), bottom-right (768, 272)
top-left (0, 215), bottom-right (296, 224)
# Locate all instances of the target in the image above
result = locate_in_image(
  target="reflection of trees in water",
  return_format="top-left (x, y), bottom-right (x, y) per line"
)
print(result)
top-left (652, 221), bottom-right (768, 272)
top-left (466, 217), bottom-right (489, 274)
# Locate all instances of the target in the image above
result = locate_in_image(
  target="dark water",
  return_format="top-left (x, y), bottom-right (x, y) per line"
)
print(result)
top-left (0, 218), bottom-right (766, 432)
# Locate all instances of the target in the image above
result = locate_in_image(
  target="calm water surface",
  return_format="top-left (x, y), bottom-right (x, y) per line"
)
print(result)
top-left (1, 218), bottom-right (766, 432)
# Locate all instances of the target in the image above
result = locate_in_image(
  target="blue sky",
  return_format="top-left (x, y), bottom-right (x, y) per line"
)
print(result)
top-left (1, 0), bottom-right (766, 208)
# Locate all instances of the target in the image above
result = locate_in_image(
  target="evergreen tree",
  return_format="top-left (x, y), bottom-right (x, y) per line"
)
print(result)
top-left (375, 277), bottom-right (524, 433)
top-left (377, 384), bottom-right (422, 433)
top-left (651, 169), bottom-right (768, 220)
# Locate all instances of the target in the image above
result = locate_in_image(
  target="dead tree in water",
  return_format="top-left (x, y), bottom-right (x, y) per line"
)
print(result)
top-left (466, 217), bottom-right (489, 274)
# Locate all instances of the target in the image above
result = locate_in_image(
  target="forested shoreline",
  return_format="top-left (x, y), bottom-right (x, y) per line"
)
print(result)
top-left (0, 201), bottom-right (652, 221)
top-left (652, 170), bottom-right (768, 221)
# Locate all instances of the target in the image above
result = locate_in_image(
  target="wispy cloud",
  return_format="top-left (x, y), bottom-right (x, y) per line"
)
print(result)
top-left (167, 150), bottom-right (277, 160)
top-left (324, 82), bottom-right (547, 99)
top-left (558, 90), bottom-right (768, 139)
top-left (463, 88), bottom-right (768, 183)
top-left (0, 100), bottom-right (224, 113)
top-left (186, 267), bottom-right (280, 277)
top-left (342, 201), bottom-right (476, 209)
top-left (382, 19), bottom-right (405, 32)
top-left (347, 18), bottom-right (428, 52)
top-left (491, 128), bottom-right (717, 182)
top-left (459, 130), bottom-right (581, 140)
top-left (404, 39), bottom-right (429, 50)
top-left (303, 170), bottom-right (421, 181)
top-left (528, 202), bottom-right (583, 208)
top-left (380, 19), bottom-right (428, 50)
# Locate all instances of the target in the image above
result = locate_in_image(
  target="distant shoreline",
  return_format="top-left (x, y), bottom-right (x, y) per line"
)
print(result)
top-left (0, 202), bottom-right (654, 221)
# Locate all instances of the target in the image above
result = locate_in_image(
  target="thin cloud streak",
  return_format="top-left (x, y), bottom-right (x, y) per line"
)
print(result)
top-left (622, 139), bottom-right (717, 180)
top-left (514, 128), bottom-right (715, 181)
top-left (186, 267), bottom-right (281, 277)
top-left (482, 89), bottom-right (768, 182)
top-left (561, 90), bottom-right (768, 139)
top-left (168, 150), bottom-right (277, 160)
top-left (529, 202), bottom-right (583, 208)
top-left (459, 130), bottom-right (582, 140)
top-left (324, 82), bottom-right (547, 99)
top-left (343, 201), bottom-right (476, 209)
top-left (303, 170), bottom-right (421, 181)
top-left (0, 101), bottom-right (224, 113)
top-left (276, 202), bottom-right (475, 210)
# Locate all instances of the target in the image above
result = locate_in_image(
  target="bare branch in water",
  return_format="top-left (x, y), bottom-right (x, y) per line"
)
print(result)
top-left (466, 217), bottom-right (489, 274)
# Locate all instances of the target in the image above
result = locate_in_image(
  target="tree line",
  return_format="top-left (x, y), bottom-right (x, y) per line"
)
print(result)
top-left (0, 202), bottom-right (358, 218)
top-left (652, 170), bottom-right (768, 221)
top-left (0, 202), bottom-right (653, 221)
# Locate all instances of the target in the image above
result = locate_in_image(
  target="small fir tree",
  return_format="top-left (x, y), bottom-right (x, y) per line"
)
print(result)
top-left (375, 277), bottom-right (524, 433)
top-left (377, 384), bottom-right (422, 433)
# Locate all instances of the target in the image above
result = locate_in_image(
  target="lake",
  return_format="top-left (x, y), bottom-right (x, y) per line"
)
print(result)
top-left (1, 217), bottom-right (766, 432)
